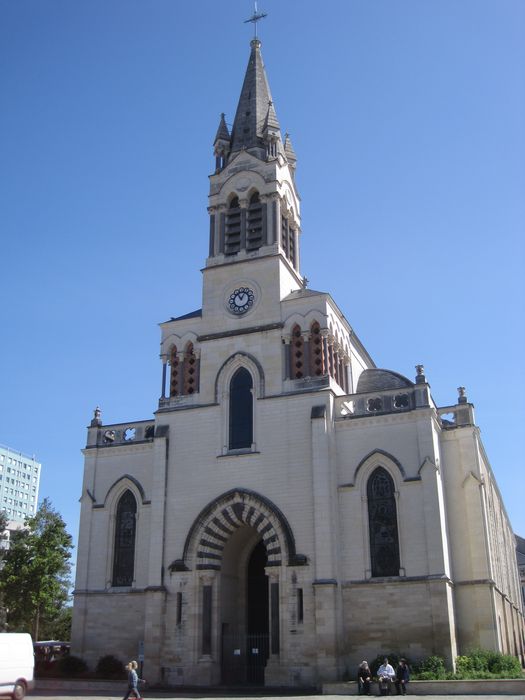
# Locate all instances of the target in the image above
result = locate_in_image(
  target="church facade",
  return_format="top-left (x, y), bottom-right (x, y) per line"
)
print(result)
top-left (71, 39), bottom-right (524, 687)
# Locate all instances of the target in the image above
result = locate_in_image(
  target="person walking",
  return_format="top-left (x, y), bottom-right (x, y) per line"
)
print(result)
top-left (122, 660), bottom-right (144, 700)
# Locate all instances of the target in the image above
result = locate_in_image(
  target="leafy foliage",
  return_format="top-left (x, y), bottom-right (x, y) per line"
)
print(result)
top-left (412, 655), bottom-right (447, 680)
top-left (96, 654), bottom-right (126, 678)
top-left (411, 649), bottom-right (522, 680)
top-left (57, 655), bottom-right (87, 676)
top-left (453, 649), bottom-right (522, 679)
top-left (0, 499), bottom-right (73, 639)
top-left (0, 510), bottom-right (8, 631)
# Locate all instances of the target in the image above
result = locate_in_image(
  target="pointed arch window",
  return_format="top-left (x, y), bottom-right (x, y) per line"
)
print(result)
top-left (367, 467), bottom-right (400, 577)
top-left (112, 490), bottom-right (137, 587)
top-left (225, 196), bottom-right (241, 255)
top-left (229, 367), bottom-right (253, 449)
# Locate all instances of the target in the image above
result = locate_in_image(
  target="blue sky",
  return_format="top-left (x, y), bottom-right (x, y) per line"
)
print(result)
top-left (1, 0), bottom-right (524, 570)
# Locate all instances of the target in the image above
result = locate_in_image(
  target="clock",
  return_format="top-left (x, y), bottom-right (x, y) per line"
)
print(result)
top-left (228, 287), bottom-right (255, 314)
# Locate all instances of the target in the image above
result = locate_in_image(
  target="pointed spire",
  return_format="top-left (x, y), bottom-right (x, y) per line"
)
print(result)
top-left (214, 113), bottom-right (230, 145)
top-left (213, 113), bottom-right (231, 172)
top-left (283, 132), bottom-right (297, 166)
top-left (229, 39), bottom-right (283, 161)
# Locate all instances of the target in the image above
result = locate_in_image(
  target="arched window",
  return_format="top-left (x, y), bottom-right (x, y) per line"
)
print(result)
top-left (229, 368), bottom-right (253, 449)
top-left (112, 490), bottom-right (137, 587)
top-left (367, 467), bottom-right (400, 577)
top-left (183, 342), bottom-right (198, 395)
top-left (309, 321), bottom-right (325, 376)
top-left (290, 324), bottom-right (304, 379)
top-left (225, 196), bottom-right (241, 255)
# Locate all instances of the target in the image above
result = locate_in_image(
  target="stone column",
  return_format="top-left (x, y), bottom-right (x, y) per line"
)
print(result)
top-left (143, 431), bottom-right (169, 683)
top-left (310, 403), bottom-right (341, 682)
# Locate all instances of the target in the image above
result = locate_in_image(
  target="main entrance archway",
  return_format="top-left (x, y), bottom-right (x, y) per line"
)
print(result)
top-left (171, 489), bottom-right (307, 686)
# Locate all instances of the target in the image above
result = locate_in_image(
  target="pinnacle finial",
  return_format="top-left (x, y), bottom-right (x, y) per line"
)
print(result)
top-left (244, 1), bottom-right (267, 39)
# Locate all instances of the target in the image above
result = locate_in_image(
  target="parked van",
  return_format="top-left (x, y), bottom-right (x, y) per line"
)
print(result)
top-left (0, 633), bottom-right (34, 699)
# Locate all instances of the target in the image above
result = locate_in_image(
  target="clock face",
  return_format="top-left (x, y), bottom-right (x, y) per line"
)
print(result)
top-left (228, 287), bottom-right (255, 314)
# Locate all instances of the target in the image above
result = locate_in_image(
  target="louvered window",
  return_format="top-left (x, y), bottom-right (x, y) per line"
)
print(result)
top-left (247, 192), bottom-right (263, 250)
top-left (225, 197), bottom-right (241, 255)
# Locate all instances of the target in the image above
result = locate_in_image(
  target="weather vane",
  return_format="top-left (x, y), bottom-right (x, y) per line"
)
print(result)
top-left (244, 1), bottom-right (267, 39)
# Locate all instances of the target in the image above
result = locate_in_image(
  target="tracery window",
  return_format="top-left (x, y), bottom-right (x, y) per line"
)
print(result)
top-left (367, 467), bottom-right (400, 577)
top-left (183, 342), bottom-right (198, 395)
top-left (309, 321), bottom-right (325, 377)
top-left (290, 324), bottom-right (304, 379)
top-left (169, 343), bottom-right (199, 397)
top-left (112, 489), bottom-right (137, 587)
top-left (229, 367), bottom-right (253, 449)
top-left (169, 345), bottom-right (179, 397)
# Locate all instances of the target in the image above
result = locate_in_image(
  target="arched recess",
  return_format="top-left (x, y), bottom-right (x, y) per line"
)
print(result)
top-left (353, 449), bottom-right (408, 487)
top-left (101, 474), bottom-right (148, 507)
top-left (215, 352), bottom-right (265, 402)
top-left (170, 488), bottom-right (307, 572)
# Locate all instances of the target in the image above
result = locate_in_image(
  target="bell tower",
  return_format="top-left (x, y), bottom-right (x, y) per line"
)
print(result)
top-left (203, 39), bottom-right (303, 324)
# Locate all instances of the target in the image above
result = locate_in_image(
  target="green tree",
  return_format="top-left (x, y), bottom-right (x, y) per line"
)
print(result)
top-left (0, 509), bottom-right (8, 631)
top-left (0, 499), bottom-right (73, 640)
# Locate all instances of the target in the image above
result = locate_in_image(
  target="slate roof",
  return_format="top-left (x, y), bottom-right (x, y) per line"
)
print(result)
top-left (167, 309), bottom-right (202, 323)
top-left (356, 368), bottom-right (414, 394)
top-left (229, 39), bottom-right (283, 161)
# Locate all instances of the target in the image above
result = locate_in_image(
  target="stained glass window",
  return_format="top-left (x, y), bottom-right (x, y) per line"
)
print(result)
top-left (367, 467), bottom-right (400, 577)
top-left (112, 490), bottom-right (137, 587)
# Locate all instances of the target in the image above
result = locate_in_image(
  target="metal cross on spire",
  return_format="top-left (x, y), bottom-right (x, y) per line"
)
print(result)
top-left (244, 1), bottom-right (267, 39)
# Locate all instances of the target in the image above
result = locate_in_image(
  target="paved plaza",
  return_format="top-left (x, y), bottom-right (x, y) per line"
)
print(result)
top-left (26, 694), bottom-right (525, 700)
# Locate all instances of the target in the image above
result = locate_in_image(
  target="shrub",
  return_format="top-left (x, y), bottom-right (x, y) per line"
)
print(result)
top-left (413, 655), bottom-right (446, 680)
top-left (454, 648), bottom-right (522, 679)
top-left (96, 654), bottom-right (125, 678)
top-left (56, 654), bottom-right (87, 676)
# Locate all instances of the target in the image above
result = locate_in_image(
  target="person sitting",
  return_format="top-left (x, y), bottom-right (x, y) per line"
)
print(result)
top-left (357, 661), bottom-right (372, 695)
top-left (377, 657), bottom-right (395, 696)
top-left (395, 658), bottom-right (410, 695)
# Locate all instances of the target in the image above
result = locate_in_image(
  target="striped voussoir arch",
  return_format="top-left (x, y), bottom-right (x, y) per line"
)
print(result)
top-left (196, 498), bottom-right (282, 570)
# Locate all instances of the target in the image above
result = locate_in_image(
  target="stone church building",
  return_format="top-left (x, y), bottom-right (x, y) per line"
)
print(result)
top-left (71, 39), bottom-right (524, 687)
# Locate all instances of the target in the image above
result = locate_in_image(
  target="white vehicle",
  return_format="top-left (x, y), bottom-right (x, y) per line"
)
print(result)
top-left (0, 633), bottom-right (35, 699)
